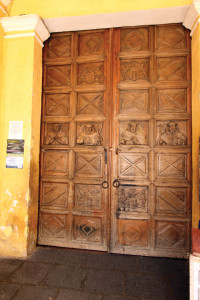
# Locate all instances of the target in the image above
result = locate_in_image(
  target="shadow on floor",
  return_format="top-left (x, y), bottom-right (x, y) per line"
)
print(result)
top-left (0, 246), bottom-right (189, 300)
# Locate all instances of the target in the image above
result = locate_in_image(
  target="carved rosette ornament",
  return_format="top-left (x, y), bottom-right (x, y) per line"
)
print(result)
top-left (76, 123), bottom-right (103, 146)
top-left (158, 121), bottom-right (186, 146)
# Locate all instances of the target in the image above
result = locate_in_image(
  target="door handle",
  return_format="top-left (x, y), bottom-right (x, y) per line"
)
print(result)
top-left (113, 179), bottom-right (120, 188)
top-left (113, 179), bottom-right (137, 188)
top-left (102, 181), bottom-right (109, 189)
top-left (104, 147), bottom-right (107, 164)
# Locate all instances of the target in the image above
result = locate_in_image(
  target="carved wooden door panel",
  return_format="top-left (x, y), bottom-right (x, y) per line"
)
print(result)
top-left (111, 25), bottom-right (191, 257)
top-left (38, 25), bottom-right (191, 257)
top-left (38, 30), bottom-right (111, 251)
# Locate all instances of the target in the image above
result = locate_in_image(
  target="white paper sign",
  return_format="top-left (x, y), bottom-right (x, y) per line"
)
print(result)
top-left (6, 156), bottom-right (23, 169)
top-left (8, 121), bottom-right (23, 139)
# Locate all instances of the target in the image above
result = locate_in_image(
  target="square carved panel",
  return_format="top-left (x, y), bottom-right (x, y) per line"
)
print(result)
top-left (119, 90), bottom-right (149, 114)
top-left (155, 221), bottom-right (187, 250)
top-left (156, 186), bottom-right (187, 215)
top-left (75, 152), bottom-right (103, 178)
top-left (120, 59), bottom-right (149, 82)
top-left (72, 216), bottom-right (103, 243)
top-left (46, 35), bottom-right (71, 59)
top-left (44, 122), bottom-right (69, 145)
top-left (45, 65), bottom-right (71, 87)
top-left (120, 27), bottom-right (149, 52)
top-left (45, 93), bottom-right (70, 116)
top-left (41, 182), bottom-right (68, 209)
top-left (156, 89), bottom-right (187, 113)
top-left (156, 25), bottom-right (187, 50)
top-left (43, 151), bottom-right (69, 176)
top-left (77, 92), bottom-right (104, 115)
top-left (119, 152), bottom-right (148, 179)
top-left (119, 121), bottom-right (148, 146)
top-left (76, 122), bottom-right (103, 146)
top-left (39, 213), bottom-right (67, 239)
top-left (155, 120), bottom-right (187, 146)
top-left (157, 57), bottom-right (187, 81)
top-left (74, 184), bottom-right (102, 211)
top-left (118, 219), bottom-right (149, 247)
top-left (118, 185), bottom-right (148, 213)
top-left (156, 153), bottom-right (186, 180)
top-left (78, 62), bottom-right (104, 85)
top-left (78, 32), bottom-right (105, 56)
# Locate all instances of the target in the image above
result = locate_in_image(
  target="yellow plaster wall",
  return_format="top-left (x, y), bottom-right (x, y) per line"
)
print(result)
top-left (192, 24), bottom-right (200, 228)
top-left (8, 0), bottom-right (192, 18)
top-left (0, 35), bottom-right (42, 257)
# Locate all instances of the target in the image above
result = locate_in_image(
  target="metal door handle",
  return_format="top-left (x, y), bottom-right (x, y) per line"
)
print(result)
top-left (104, 147), bottom-right (107, 164)
top-left (102, 181), bottom-right (109, 189)
top-left (113, 179), bottom-right (120, 188)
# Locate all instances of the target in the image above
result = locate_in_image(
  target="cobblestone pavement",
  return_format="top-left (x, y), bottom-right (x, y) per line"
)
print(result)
top-left (0, 247), bottom-right (189, 300)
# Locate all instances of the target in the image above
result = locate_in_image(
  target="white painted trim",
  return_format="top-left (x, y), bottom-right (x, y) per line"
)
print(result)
top-left (4, 32), bottom-right (44, 47)
top-left (0, 4), bottom-right (6, 15)
top-left (190, 18), bottom-right (200, 36)
top-left (183, 0), bottom-right (200, 30)
top-left (0, 14), bottom-right (50, 43)
top-left (43, 5), bottom-right (190, 33)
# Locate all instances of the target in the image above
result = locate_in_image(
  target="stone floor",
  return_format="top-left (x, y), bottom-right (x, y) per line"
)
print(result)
top-left (0, 246), bottom-right (189, 300)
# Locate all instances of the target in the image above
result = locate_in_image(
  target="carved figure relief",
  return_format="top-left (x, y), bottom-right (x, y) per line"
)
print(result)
top-left (120, 121), bottom-right (147, 145)
top-left (77, 123), bottom-right (103, 146)
top-left (45, 123), bottom-right (69, 145)
top-left (121, 59), bottom-right (149, 81)
top-left (78, 63), bottom-right (104, 85)
top-left (118, 187), bottom-right (147, 212)
top-left (158, 121), bottom-right (186, 146)
top-left (75, 184), bottom-right (101, 209)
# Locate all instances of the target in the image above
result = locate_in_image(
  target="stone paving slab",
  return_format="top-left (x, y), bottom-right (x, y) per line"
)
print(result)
top-left (8, 260), bottom-right (53, 285)
top-left (13, 285), bottom-right (58, 300)
top-left (0, 246), bottom-right (189, 300)
top-left (30, 247), bottom-right (87, 267)
top-left (56, 289), bottom-right (102, 300)
top-left (0, 282), bottom-right (21, 300)
top-left (84, 252), bottom-right (138, 273)
top-left (0, 259), bottom-right (24, 281)
top-left (84, 269), bottom-right (125, 295)
top-left (45, 264), bottom-right (86, 290)
top-left (126, 272), bottom-right (172, 300)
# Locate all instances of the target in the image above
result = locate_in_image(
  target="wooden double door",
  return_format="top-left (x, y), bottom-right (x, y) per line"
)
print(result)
top-left (38, 25), bottom-right (191, 258)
